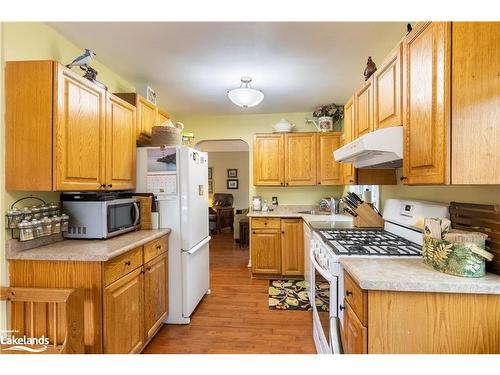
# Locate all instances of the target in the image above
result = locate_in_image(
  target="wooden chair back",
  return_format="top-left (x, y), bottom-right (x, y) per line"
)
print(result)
top-left (0, 287), bottom-right (84, 354)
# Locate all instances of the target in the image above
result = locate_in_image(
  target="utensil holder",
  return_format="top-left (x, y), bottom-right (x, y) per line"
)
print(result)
top-left (353, 203), bottom-right (384, 228)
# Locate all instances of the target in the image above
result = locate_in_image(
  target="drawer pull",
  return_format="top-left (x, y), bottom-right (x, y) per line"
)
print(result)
top-left (124, 261), bottom-right (131, 266)
top-left (156, 245), bottom-right (162, 250)
top-left (346, 290), bottom-right (353, 296)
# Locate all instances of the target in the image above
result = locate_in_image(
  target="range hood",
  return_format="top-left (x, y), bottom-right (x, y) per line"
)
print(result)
top-left (333, 126), bottom-right (403, 168)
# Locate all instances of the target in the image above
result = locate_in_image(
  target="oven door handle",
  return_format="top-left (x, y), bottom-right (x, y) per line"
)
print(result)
top-left (309, 248), bottom-right (335, 282)
top-left (132, 202), bottom-right (140, 226)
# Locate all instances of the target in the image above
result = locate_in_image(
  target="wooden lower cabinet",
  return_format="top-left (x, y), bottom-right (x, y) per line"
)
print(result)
top-left (104, 267), bottom-right (144, 354)
top-left (144, 253), bottom-right (169, 340)
top-left (342, 302), bottom-right (367, 354)
top-left (251, 229), bottom-right (281, 274)
top-left (341, 271), bottom-right (500, 354)
top-left (8, 234), bottom-right (169, 354)
top-left (280, 219), bottom-right (304, 276)
top-left (251, 218), bottom-right (304, 277)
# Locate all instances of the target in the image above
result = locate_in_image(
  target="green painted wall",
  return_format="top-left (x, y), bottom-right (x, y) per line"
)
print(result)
top-left (2, 22), bottom-right (136, 214)
top-left (174, 112), bottom-right (344, 205)
top-left (0, 23), bottom-right (137, 326)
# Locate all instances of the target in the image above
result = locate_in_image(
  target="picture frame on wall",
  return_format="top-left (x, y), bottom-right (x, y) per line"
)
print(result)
top-left (208, 167), bottom-right (213, 180)
top-left (208, 180), bottom-right (214, 194)
top-left (227, 179), bottom-right (239, 189)
top-left (227, 169), bottom-right (238, 178)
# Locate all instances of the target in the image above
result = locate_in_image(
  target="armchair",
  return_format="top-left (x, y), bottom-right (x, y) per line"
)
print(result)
top-left (212, 193), bottom-right (234, 233)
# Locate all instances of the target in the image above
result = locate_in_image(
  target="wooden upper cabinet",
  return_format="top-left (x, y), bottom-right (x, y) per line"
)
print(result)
top-left (137, 96), bottom-right (158, 137)
top-left (251, 229), bottom-right (281, 274)
top-left (143, 252), bottom-right (168, 341)
top-left (157, 108), bottom-right (170, 125)
top-left (103, 267), bottom-right (144, 354)
top-left (402, 22), bottom-right (451, 185)
top-left (374, 43), bottom-right (403, 129)
top-left (114, 93), bottom-right (158, 138)
top-left (5, 61), bottom-right (54, 191)
top-left (105, 94), bottom-right (137, 190)
top-left (54, 65), bottom-right (106, 191)
top-left (284, 133), bottom-right (317, 186)
top-left (281, 219), bottom-right (304, 276)
top-left (253, 134), bottom-right (284, 186)
top-left (354, 76), bottom-right (374, 139)
top-left (6, 61), bottom-right (137, 192)
top-left (343, 97), bottom-right (357, 185)
top-left (317, 133), bottom-right (342, 185)
top-left (451, 22), bottom-right (500, 184)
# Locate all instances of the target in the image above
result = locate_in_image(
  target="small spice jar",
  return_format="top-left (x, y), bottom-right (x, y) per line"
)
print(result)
top-left (41, 217), bottom-right (52, 236)
top-left (60, 214), bottom-right (69, 232)
top-left (31, 206), bottom-right (42, 220)
top-left (40, 204), bottom-right (50, 218)
top-left (21, 207), bottom-right (33, 222)
top-left (48, 202), bottom-right (61, 217)
top-left (18, 220), bottom-right (35, 241)
top-left (31, 219), bottom-right (44, 239)
top-left (6, 208), bottom-right (23, 229)
top-left (51, 216), bottom-right (61, 234)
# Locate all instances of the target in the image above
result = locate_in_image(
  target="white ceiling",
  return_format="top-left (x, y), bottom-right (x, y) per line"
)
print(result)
top-left (49, 22), bottom-right (407, 115)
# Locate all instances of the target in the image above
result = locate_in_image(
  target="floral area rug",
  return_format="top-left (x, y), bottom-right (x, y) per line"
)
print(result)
top-left (268, 279), bottom-right (329, 311)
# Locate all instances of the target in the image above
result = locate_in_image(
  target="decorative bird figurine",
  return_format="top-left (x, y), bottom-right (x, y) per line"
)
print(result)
top-left (66, 48), bottom-right (96, 69)
top-left (363, 56), bottom-right (377, 81)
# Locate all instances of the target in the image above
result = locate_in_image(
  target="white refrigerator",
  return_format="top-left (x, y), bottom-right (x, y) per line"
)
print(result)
top-left (136, 146), bottom-right (210, 324)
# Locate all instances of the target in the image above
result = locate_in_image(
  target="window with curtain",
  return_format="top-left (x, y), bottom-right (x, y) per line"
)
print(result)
top-left (348, 185), bottom-right (380, 210)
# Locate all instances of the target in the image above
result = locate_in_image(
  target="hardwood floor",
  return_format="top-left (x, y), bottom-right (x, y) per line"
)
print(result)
top-left (143, 231), bottom-right (315, 354)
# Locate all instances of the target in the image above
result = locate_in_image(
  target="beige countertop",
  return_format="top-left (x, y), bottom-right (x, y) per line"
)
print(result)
top-left (247, 205), bottom-right (353, 224)
top-left (6, 229), bottom-right (170, 262)
top-left (340, 258), bottom-right (500, 295)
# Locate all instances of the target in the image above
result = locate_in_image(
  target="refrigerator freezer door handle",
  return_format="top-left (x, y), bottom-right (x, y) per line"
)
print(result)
top-left (185, 236), bottom-right (211, 254)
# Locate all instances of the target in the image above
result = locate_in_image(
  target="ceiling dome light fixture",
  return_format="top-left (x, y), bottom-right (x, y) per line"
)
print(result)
top-left (227, 76), bottom-right (264, 108)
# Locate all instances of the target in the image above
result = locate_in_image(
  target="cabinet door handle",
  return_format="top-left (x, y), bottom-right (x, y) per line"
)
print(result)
top-left (346, 290), bottom-right (353, 296)
top-left (156, 245), bottom-right (162, 250)
top-left (281, 231), bottom-right (285, 234)
top-left (146, 266), bottom-right (151, 271)
top-left (339, 304), bottom-right (345, 311)
top-left (124, 261), bottom-right (131, 266)
top-left (318, 181), bottom-right (321, 185)
top-left (400, 176), bottom-right (408, 181)
top-left (100, 183), bottom-right (106, 188)
top-left (252, 231), bottom-right (256, 234)
top-left (107, 184), bottom-right (113, 188)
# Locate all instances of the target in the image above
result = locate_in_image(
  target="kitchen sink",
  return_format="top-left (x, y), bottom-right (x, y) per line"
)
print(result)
top-left (296, 210), bottom-right (331, 215)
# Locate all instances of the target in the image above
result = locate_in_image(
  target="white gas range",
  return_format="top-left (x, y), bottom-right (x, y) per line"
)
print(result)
top-left (308, 199), bottom-right (449, 354)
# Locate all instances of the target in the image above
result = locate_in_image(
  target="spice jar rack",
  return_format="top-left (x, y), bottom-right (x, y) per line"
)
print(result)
top-left (5, 196), bottom-right (69, 242)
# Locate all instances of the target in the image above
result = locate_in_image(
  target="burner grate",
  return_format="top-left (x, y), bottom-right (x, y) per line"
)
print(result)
top-left (318, 228), bottom-right (421, 256)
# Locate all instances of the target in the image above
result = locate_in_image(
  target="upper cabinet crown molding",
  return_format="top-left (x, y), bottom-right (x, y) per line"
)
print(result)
top-left (6, 60), bottom-right (137, 192)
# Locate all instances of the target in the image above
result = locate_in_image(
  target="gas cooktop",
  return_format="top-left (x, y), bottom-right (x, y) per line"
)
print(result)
top-left (316, 228), bottom-right (422, 256)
